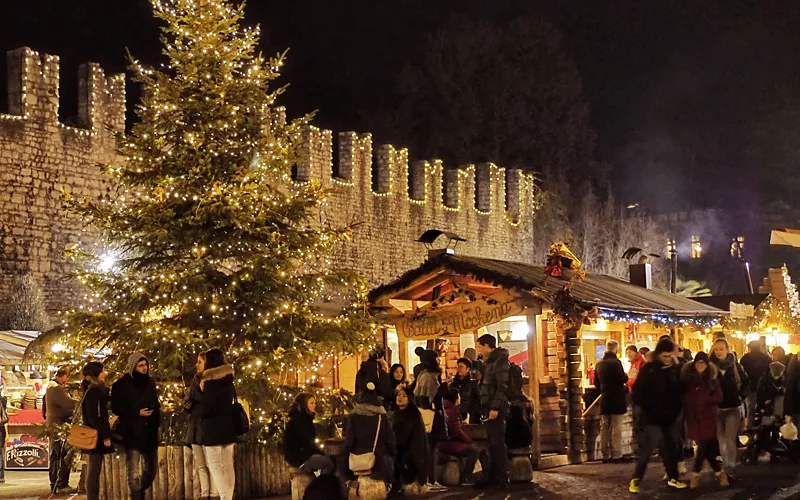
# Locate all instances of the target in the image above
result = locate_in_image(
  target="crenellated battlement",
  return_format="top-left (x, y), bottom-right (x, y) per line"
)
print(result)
top-left (295, 119), bottom-right (538, 284)
top-left (0, 48), bottom-right (536, 310)
top-left (297, 125), bottom-right (538, 224)
top-left (1, 47), bottom-right (125, 137)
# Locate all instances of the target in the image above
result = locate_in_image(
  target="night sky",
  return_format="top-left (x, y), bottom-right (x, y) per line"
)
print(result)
top-left (3, 0), bottom-right (800, 214)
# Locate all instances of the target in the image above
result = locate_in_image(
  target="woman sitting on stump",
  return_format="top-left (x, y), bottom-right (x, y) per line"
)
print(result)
top-left (284, 393), bottom-right (335, 475)
top-left (344, 382), bottom-right (396, 483)
top-left (437, 387), bottom-right (486, 485)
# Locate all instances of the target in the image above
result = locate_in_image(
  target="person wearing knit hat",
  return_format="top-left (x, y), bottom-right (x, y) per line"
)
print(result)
top-left (628, 337), bottom-right (687, 493)
top-left (344, 381), bottom-right (396, 484)
top-left (681, 351), bottom-right (727, 489)
top-left (111, 352), bottom-right (161, 500)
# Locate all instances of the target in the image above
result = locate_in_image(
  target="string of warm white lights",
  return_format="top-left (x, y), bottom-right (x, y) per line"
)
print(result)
top-left (35, 0), bottom-right (377, 445)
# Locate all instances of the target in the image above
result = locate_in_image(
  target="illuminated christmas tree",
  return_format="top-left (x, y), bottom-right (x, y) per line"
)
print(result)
top-left (30, 0), bottom-right (373, 436)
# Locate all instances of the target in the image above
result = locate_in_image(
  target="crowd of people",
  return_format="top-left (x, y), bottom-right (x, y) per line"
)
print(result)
top-left (593, 332), bottom-right (800, 495)
top-left (42, 348), bottom-right (240, 500)
top-left (283, 334), bottom-right (534, 497)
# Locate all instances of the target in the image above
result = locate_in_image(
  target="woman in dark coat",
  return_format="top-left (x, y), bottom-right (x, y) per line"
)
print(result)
top-left (681, 352), bottom-right (726, 489)
top-left (81, 362), bottom-right (114, 500)
top-left (344, 382), bottom-right (395, 483)
top-left (283, 393), bottom-right (335, 474)
top-left (200, 348), bottom-right (237, 500)
top-left (391, 387), bottom-right (427, 493)
top-left (184, 353), bottom-right (216, 498)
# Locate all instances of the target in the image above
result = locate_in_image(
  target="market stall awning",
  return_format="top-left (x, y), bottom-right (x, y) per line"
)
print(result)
top-left (370, 254), bottom-right (726, 318)
top-left (0, 331), bottom-right (40, 364)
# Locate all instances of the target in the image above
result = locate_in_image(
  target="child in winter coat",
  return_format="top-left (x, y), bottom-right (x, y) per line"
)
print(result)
top-left (681, 352), bottom-right (727, 489)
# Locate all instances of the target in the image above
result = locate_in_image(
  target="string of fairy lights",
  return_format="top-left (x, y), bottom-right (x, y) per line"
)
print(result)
top-left (40, 0), bottom-right (381, 444)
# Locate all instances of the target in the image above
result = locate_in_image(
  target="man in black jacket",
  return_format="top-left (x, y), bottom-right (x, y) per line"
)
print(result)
top-left (740, 341), bottom-right (772, 430)
top-left (595, 340), bottom-right (628, 462)
top-left (475, 334), bottom-right (510, 490)
top-left (629, 338), bottom-right (688, 493)
top-left (44, 368), bottom-right (77, 494)
top-left (450, 357), bottom-right (481, 424)
top-left (111, 352), bottom-right (161, 500)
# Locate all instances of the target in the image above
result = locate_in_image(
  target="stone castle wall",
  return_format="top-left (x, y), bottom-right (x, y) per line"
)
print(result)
top-left (0, 47), bottom-right (537, 311)
top-left (0, 48), bottom-right (124, 311)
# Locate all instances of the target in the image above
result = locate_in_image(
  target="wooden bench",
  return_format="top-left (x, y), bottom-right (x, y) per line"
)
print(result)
top-left (289, 467), bottom-right (315, 500)
top-left (508, 447), bottom-right (534, 483)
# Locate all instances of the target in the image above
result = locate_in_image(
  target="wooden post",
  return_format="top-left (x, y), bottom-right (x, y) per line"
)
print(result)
top-left (399, 339), bottom-right (408, 373)
top-left (525, 306), bottom-right (543, 468)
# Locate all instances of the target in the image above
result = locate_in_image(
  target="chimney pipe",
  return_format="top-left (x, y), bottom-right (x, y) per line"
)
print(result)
top-left (629, 263), bottom-right (652, 289)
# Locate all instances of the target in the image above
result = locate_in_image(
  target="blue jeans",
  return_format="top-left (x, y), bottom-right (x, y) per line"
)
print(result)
top-left (126, 449), bottom-right (157, 500)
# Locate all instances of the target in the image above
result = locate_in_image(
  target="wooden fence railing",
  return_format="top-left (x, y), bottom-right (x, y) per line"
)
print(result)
top-left (92, 443), bottom-right (291, 500)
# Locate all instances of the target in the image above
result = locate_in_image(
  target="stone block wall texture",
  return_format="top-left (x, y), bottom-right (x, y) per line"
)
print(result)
top-left (0, 47), bottom-right (537, 311)
top-left (0, 48), bottom-right (123, 311)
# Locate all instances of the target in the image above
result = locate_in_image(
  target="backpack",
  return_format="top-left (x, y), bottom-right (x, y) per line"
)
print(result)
top-left (508, 362), bottom-right (523, 402)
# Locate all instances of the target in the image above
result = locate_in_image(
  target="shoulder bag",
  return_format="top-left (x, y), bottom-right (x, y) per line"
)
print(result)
top-left (232, 387), bottom-right (250, 436)
top-left (68, 389), bottom-right (98, 450)
top-left (349, 415), bottom-right (381, 472)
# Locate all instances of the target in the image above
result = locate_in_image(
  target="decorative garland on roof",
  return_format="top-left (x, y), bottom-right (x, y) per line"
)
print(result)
top-left (598, 308), bottom-right (719, 328)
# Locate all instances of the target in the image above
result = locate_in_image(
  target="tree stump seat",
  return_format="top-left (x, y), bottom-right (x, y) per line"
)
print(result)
top-left (508, 447), bottom-right (534, 483)
top-left (435, 454), bottom-right (462, 486)
top-left (348, 471), bottom-right (387, 500)
top-left (289, 467), bottom-right (315, 500)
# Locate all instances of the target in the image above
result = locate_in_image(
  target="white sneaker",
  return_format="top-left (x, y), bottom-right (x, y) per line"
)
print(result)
top-left (429, 482), bottom-right (448, 491)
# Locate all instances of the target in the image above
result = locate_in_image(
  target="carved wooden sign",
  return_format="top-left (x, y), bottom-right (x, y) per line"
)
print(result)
top-left (394, 289), bottom-right (525, 341)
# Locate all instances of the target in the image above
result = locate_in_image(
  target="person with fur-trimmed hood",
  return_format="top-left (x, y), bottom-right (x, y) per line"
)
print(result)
top-left (111, 352), bottom-right (161, 500)
top-left (199, 348), bottom-right (238, 500)
top-left (681, 352), bottom-right (726, 489)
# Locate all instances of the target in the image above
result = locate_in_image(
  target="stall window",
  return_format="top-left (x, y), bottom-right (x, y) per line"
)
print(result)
top-left (386, 328), bottom-right (399, 365)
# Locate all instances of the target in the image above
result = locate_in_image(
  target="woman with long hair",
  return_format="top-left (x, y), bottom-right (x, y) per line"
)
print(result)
top-left (391, 387), bottom-right (427, 494)
top-left (682, 352), bottom-right (726, 489)
top-left (81, 362), bottom-right (114, 500)
top-left (390, 364), bottom-right (408, 394)
top-left (710, 339), bottom-right (749, 478)
top-left (412, 350), bottom-right (441, 410)
top-left (284, 392), bottom-right (335, 474)
top-left (200, 348), bottom-right (237, 500)
top-left (184, 352), bottom-right (217, 498)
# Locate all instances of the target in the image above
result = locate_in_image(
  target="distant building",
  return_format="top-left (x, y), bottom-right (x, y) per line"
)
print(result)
top-left (653, 207), bottom-right (800, 295)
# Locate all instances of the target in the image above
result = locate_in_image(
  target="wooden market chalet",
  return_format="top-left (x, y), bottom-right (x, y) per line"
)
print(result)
top-left (369, 245), bottom-right (727, 467)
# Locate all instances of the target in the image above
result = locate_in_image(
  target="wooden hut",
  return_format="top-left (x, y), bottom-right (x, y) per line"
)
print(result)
top-left (369, 252), bottom-right (727, 465)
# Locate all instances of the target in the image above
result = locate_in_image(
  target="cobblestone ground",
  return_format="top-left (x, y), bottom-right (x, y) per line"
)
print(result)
top-left (425, 458), bottom-right (800, 500)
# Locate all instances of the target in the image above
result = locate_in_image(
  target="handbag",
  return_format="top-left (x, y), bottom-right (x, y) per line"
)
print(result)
top-left (349, 415), bottom-right (381, 472)
top-left (232, 388), bottom-right (250, 436)
top-left (68, 390), bottom-right (99, 450)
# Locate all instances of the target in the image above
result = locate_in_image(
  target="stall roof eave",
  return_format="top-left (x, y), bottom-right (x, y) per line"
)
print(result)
top-left (369, 254), bottom-right (726, 317)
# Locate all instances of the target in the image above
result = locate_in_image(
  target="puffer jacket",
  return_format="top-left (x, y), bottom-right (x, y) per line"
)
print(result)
top-left (681, 362), bottom-right (722, 441)
top-left (480, 348), bottom-right (511, 416)
top-left (436, 400), bottom-right (472, 456)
